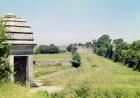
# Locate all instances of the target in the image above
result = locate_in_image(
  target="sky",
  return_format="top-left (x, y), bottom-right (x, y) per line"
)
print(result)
top-left (0, 0), bottom-right (140, 45)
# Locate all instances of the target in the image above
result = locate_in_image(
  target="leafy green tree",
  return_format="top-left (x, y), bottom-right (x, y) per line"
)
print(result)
top-left (112, 38), bottom-right (129, 63)
top-left (121, 50), bottom-right (129, 64)
top-left (128, 40), bottom-right (140, 70)
top-left (105, 45), bottom-right (113, 59)
top-left (134, 52), bottom-right (140, 71)
top-left (131, 40), bottom-right (140, 50)
top-left (112, 48), bottom-right (122, 62)
top-left (0, 18), bottom-right (12, 82)
top-left (113, 39), bottom-right (123, 46)
top-left (126, 49), bottom-right (137, 68)
top-left (96, 34), bottom-right (111, 56)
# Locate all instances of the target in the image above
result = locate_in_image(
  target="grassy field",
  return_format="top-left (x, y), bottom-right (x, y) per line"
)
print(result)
top-left (34, 52), bottom-right (72, 62)
top-left (34, 53), bottom-right (140, 97)
top-left (0, 83), bottom-right (53, 98)
top-left (33, 52), bottom-right (72, 78)
top-left (1, 52), bottom-right (140, 98)
top-left (36, 53), bottom-right (140, 88)
top-left (34, 65), bottom-right (70, 78)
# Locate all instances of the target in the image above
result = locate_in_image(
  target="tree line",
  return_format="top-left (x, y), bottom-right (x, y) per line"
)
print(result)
top-left (66, 34), bottom-right (140, 71)
top-left (86, 34), bottom-right (140, 71)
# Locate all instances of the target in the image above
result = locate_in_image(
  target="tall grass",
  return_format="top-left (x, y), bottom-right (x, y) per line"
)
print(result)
top-left (1, 83), bottom-right (140, 98)
top-left (0, 83), bottom-right (31, 98)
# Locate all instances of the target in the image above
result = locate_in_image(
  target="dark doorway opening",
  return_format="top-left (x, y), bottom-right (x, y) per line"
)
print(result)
top-left (14, 56), bottom-right (27, 84)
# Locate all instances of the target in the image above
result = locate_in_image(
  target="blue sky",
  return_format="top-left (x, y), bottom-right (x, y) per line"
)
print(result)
top-left (0, 0), bottom-right (140, 45)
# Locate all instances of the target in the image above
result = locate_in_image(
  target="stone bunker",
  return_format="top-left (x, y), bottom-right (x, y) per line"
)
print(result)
top-left (3, 13), bottom-right (36, 85)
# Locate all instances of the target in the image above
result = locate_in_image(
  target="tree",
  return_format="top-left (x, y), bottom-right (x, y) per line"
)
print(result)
top-left (96, 34), bottom-right (111, 56)
top-left (112, 48), bottom-right (121, 62)
top-left (113, 39), bottom-right (123, 46)
top-left (134, 52), bottom-right (140, 71)
top-left (91, 40), bottom-right (97, 53)
top-left (131, 40), bottom-right (140, 50)
top-left (112, 38), bottom-right (129, 63)
top-left (129, 40), bottom-right (140, 69)
top-left (0, 18), bottom-right (12, 82)
top-left (105, 45), bottom-right (113, 59)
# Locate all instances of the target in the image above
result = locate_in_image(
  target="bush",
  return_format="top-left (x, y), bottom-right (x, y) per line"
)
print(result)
top-left (34, 44), bottom-right (60, 54)
top-left (0, 18), bottom-right (12, 82)
top-left (66, 44), bottom-right (77, 52)
top-left (0, 63), bottom-right (12, 82)
top-left (75, 84), bottom-right (93, 98)
top-left (71, 52), bottom-right (81, 68)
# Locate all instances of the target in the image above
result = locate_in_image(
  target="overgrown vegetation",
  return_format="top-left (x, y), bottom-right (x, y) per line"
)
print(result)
top-left (0, 18), bottom-right (12, 82)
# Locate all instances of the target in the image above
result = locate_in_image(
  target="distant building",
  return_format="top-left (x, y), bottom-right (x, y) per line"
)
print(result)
top-left (76, 46), bottom-right (92, 53)
top-left (3, 13), bottom-right (36, 85)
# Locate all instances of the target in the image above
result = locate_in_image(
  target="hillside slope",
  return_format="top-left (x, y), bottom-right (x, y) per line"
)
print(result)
top-left (37, 53), bottom-right (140, 89)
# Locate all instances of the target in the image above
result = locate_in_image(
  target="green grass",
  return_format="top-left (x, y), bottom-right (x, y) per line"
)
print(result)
top-left (33, 52), bottom-right (72, 62)
top-left (33, 52), bottom-right (72, 78)
top-left (34, 53), bottom-right (140, 97)
top-left (34, 65), bottom-right (70, 78)
top-left (0, 83), bottom-right (32, 98)
top-left (0, 83), bottom-right (54, 98)
top-left (1, 52), bottom-right (140, 98)
top-left (39, 53), bottom-right (140, 88)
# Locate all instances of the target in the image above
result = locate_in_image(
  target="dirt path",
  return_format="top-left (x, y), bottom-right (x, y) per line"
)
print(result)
top-left (30, 86), bottom-right (63, 93)
top-left (30, 80), bottom-right (64, 93)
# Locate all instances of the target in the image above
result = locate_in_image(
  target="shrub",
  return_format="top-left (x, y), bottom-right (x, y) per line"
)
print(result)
top-left (71, 52), bottom-right (81, 68)
top-left (66, 44), bottom-right (77, 52)
top-left (0, 18), bottom-right (12, 82)
top-left (34, 44), bottom-right (60, 54)
top-left (75, 84), bottom-right (93, 98)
